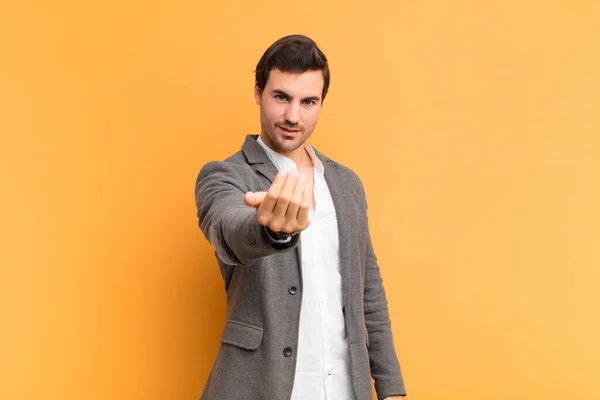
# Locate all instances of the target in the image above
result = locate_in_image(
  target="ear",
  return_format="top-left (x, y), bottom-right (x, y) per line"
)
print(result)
top-left (254, 85), bottom-right (261, 105)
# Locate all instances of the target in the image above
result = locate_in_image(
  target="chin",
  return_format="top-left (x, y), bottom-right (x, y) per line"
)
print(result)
top-left (278, 138), bottom-right (304, 153)
top-left (264, 129), bottom-right (306, 153)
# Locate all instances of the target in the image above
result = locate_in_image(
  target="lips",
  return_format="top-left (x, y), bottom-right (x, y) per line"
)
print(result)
top-left (278, 126), bottom-right (300, 133)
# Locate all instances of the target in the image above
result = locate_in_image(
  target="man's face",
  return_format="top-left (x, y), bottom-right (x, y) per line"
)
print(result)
top-left (255, 68), bottom-right (324, 156)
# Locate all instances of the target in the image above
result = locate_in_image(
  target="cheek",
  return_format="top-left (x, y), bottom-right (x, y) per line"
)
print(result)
top-left (263, 105), bottom-right (283, 124)
top-left (263, 110), bottom-right (280, 124)
top-left (303, 109), bottom-right (321, 129)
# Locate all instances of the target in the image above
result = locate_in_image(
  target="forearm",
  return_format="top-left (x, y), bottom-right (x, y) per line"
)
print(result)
top-left (203, 204), bottom-right (298, 265)
top-left (195, 161), bottom-right (298, 266)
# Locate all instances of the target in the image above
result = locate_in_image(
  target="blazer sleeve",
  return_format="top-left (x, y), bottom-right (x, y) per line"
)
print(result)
top-left (195, 160), bottom-right (299, 266)
top-left (360, 183), bottom-right (407, 399)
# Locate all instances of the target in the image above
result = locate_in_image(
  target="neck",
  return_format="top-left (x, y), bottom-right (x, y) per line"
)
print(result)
top-left (286, 146), bottom-right (313, 168)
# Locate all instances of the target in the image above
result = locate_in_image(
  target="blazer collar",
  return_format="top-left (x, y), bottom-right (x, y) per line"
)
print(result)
top-left (241, 134), bottom-right (333, 183)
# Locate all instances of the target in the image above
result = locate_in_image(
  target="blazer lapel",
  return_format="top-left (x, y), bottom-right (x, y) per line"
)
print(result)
top-left (242, 135), bottom-right (279, 185)
top-left (320, 154), bottom-right (353, 323)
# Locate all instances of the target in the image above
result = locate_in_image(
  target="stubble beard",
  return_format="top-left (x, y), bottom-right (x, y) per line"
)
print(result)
top-left (264, 125), bottom-right (307, 154)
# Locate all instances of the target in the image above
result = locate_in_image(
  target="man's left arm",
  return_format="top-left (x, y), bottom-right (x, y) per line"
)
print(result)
top-left (356, 174), bottom-right (406, 399)
top-left (364, 230), bottom-right (407, 399)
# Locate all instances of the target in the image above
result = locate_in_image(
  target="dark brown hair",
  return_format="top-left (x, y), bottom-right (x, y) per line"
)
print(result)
top-left (255, 34), bottom-right (330, 102)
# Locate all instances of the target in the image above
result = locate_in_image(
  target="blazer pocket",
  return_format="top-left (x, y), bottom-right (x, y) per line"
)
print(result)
top-left (220, 320), bottom-right (263, 350)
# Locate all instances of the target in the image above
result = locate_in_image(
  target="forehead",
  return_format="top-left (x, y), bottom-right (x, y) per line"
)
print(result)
top-left (265, 68), bottom-right (324, 97)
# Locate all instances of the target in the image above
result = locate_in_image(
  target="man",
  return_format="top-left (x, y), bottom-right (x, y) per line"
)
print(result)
top-left (195, 34), bottom-right (407, 400)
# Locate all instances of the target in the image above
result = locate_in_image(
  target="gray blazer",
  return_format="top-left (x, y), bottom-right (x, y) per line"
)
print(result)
top-left (195, 135), bottom-right (406, 400)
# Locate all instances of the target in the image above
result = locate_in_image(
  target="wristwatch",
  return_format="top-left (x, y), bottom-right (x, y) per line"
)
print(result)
top-left (265, 226), bottom-right (300, 241)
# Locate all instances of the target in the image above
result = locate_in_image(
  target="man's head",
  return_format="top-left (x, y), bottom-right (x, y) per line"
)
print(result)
top-left (254, 34), bottom-right (330, 156)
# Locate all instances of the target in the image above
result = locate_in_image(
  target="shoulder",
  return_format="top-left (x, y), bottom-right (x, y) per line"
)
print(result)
top-left (317, 148), bottom-right (365, 189)
top-left (196, 150), bottom-right (253, 188)
top-left (316, 149), bottom-right (369, 209)
top-left (333, 161), bottom-right (363, 186)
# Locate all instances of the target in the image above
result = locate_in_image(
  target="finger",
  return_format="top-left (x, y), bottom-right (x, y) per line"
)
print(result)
top-left (296, 180), bottom-right (311, 228)
top-left (244, 191), bottom-right (267, 208)
top-left (273, 169), bottom-right (299, 219)
top-left (260, 169), bottom-right (288, 214)
top-left (285, 173), bottom-right (305, 219)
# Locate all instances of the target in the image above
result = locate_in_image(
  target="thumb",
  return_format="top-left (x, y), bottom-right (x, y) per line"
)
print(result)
top-left (244, 191), bottom-right (267, 208)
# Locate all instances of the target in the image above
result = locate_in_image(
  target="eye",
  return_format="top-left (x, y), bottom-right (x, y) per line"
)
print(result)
top-left (275, 94), bottom-right (288, 101)
top-left (302, 99), bottom-right (315, 106)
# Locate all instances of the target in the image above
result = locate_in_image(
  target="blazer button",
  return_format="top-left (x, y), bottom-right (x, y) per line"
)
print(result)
top-left (283, 347), bottom-right (293, 357)
top-left (288, 286), bottom-right (298, 295)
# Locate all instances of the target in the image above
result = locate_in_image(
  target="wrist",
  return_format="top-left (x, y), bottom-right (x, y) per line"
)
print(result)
top-left (265, 226), bottom-right (299, 240)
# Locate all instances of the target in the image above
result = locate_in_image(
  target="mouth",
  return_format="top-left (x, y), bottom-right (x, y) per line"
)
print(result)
top-left (278, 126), bottom-right (301, 134)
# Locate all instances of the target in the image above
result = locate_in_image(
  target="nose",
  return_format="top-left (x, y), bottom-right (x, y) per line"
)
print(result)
top-left (284, 102), bottom-right (300, 126)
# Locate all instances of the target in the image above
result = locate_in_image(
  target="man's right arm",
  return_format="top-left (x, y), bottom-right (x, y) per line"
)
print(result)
top-left (195, 161), bottom-right (309, 266)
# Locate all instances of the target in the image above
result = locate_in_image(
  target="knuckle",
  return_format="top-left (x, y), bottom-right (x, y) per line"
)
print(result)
top-left (257, 213), bottom-right (271, 226)
top-left (279, 195), bottom-right (292, 204)
top-left (265, 192), bottom-right (277, 201)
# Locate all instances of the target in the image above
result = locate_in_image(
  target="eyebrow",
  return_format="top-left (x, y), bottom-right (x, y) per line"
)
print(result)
top-left (272, 89), bottom-right (321, 103)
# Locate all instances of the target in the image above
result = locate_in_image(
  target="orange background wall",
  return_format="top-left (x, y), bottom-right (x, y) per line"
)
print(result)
top-left (1, 1), bottom-right (599, 399)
